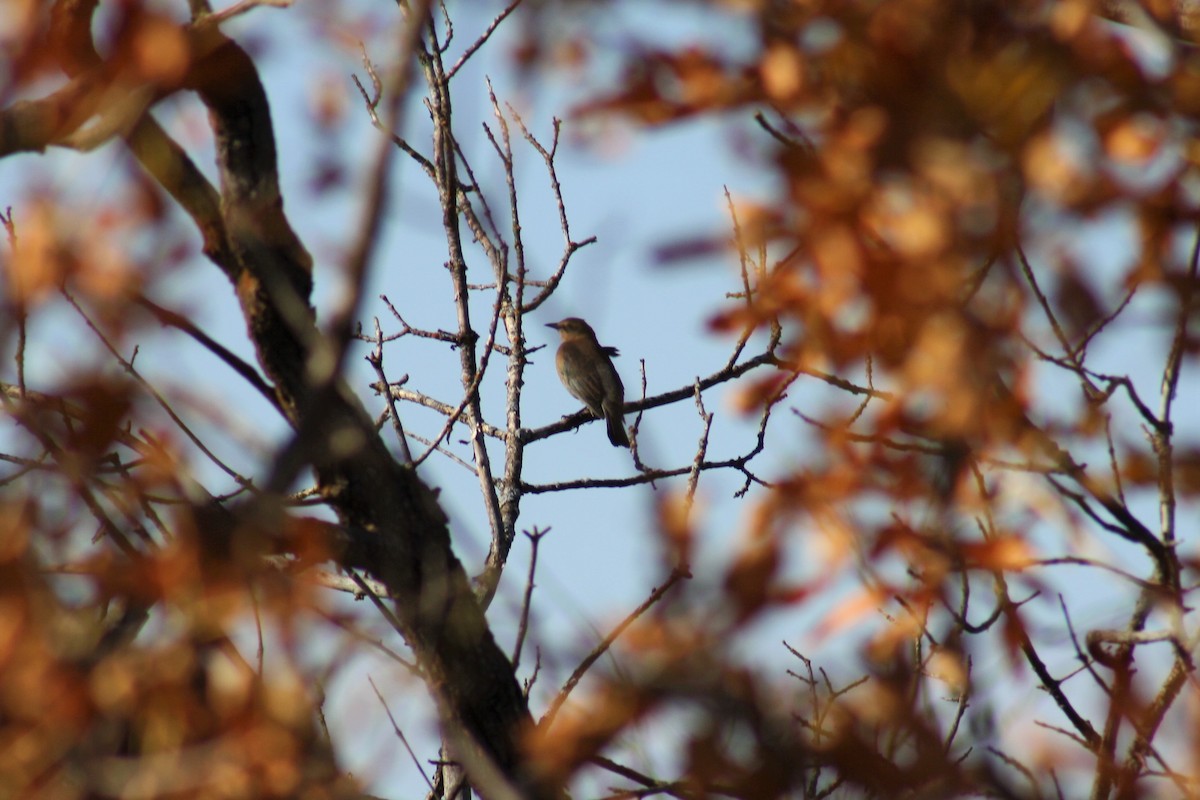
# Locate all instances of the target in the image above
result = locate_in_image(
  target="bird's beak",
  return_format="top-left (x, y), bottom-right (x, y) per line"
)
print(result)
top-left (545, 322), bottom-right (560, 330)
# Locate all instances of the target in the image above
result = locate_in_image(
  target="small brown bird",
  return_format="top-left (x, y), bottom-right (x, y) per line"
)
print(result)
top-left (547, 317), bottom-right (630, 447)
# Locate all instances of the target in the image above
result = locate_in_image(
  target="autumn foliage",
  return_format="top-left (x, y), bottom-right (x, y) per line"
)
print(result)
top-left (2, 0), bottom-right (1200, 798)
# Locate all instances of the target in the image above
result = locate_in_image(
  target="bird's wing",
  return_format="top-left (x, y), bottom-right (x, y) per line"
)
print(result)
top-left (559, 342), bottom-right (609, 416)
top-left (598, 360), bottom-right (624, 407)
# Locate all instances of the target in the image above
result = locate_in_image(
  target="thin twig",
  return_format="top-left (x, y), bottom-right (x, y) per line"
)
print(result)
top-left (446, 0), bottom-right (523, 79)
top-left (369, 675), bottom-right (437, 793)
top-left (540, 567), bottom-right (689, 730)
top-left (62, 287), bottom-right (257, 489)
top-left (511, 527), bottom-right (547, 671)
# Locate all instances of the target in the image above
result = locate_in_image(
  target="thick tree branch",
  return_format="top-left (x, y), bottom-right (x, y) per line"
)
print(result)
top-left (26, 2), bottom-right (547, 794)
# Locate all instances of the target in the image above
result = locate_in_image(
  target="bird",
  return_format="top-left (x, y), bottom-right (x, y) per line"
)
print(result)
top-left (546, 317), bottom-right (630, 447)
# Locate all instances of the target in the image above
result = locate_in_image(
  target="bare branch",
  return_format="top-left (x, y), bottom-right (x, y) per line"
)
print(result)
top-left (540, 567), bottom-right (689, 731)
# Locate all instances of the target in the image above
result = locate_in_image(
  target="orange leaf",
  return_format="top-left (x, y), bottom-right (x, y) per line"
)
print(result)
top-left (813, 586), bottom-right (888, 641)
top-left (961, 536), bottom-right (1035, 571)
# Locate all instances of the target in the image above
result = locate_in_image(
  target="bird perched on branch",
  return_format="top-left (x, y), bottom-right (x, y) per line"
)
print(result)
top-left (546, 317), bottom-right (630, 447)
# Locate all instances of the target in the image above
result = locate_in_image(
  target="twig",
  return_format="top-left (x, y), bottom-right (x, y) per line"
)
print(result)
top-left (369, 675), bottom-right (437, 793)
top-left (62, 287), bottom-right (256, 490)
top-left (446, 0), bottom-right (523, 79)
top-left (136, 294), bottom-right (280, 413)
top-left (194, 0), bottom-right (292, 28)
top-left (367, 317), bottom-right (414, 464)
top-left (540, 567), bottom-right (689, 730)
top-left (685, 381), bottom-right (713, 504)
top-left (511, 527), bottom-right (547, 671)
top-left (1, 208), bottom-right (26, 398)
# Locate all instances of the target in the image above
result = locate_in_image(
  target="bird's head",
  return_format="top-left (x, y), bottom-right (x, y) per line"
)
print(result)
top-left (546, 317), bottom-right (596, 340)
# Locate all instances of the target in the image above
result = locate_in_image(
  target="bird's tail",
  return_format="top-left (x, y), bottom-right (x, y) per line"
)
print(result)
top-left (606, 412), bottom-right (630, 448)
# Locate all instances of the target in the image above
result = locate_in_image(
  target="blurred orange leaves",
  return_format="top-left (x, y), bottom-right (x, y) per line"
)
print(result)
top-left (574, 48), bottom-right (763, 124)
top-left (656, 489), bottom-right (695, 566)
top-left (526, 684), bottom-right (652, 788)
top-left (813, 586), bottom-right (891, 643)
top-left (723, 525), bottom-right (780, 619)
top-left (5, 200), bottom-right (144, 313)
top-left (874, 521), bottom-right (1036, 573)
top-left (1102, 113), bottom-right (1166, 164)
top-left (0, 495), bottom-right (341, 797)
top-left (62, 379), bottom-right (135, 473)
top-left (6, 200), bottom-right (79, 307)
top-left (125, 12), bottom-right (192, 86)
top-left (759, 42), bottom-right (805, 103)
